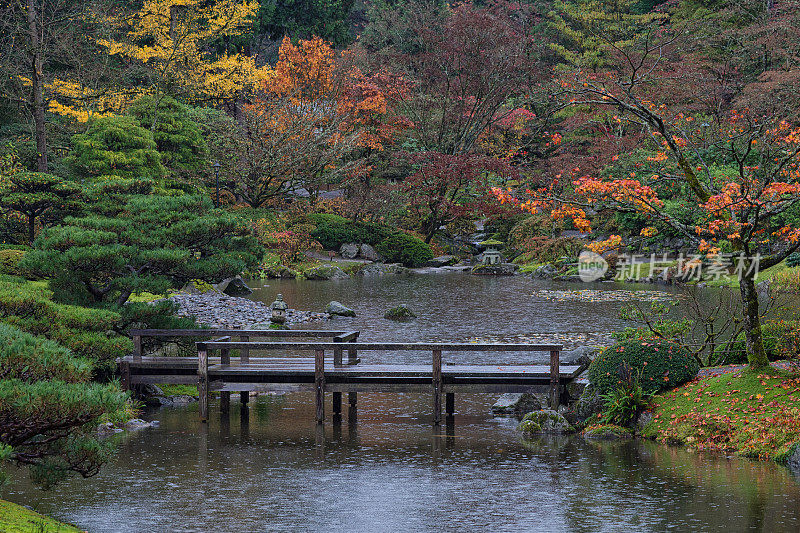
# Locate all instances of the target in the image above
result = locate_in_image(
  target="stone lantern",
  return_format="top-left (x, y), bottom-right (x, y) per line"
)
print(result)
top-left (270, 294), bottom-right (288, 324)
top-left (479, 239), bottom-right (504, 265)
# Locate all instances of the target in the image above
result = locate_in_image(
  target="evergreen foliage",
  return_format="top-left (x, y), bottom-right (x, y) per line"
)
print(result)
top-left (0, 172), bottom-right (82, 243)
top-left (22, 193), bottom-right (262, 307)
top-left (66, 116), bottom-right (165, 180)
top-left (128, 96), bottom-right (208, 179)
top-left (588, 339), bottom-right (699, 395)
top-left (0, 323), bottom-right (128, 487)
top-left (375, 232), bottom-right (434, 267)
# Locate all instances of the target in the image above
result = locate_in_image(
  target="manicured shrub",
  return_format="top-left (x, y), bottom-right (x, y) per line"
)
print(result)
top-left (0, 322), bottom-right (91, 383)
top-left (0, 323), bottom-right (128, 487)
top-left (66, 115), bottom-right (165, 180)
top-left (376, 232), bottom-right (434, 267)
top-left (0, 249), bottom-right (25, 275)
top-left (0, 279), bottom-right (131, 373)
top-left (787, 252), bottom-right (800, 268)
top-left (308, 213), bottom-right (394, 249)
top-left (588, 339), bottom-right (699, 395)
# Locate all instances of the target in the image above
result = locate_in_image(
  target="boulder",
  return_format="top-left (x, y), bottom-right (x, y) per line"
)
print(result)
top-left (384, 304), bottom-right (416, 321)
top-left (518, 409), bottom-right (574, 436)
top-left (471, 263), bottom-right (518, 276)
top-left (566, 376), bottom-right (589, 401)
top-left (125, 418), bottom-right (158, 430)
top-left (563, 345), bottom-right (603, 372)
top-left (424, 255), bottom-right (457, 268)
top-left (97, 422), bottom-right (123, 435)
top-left (304, 265), bottom-right (350, 280)
top-left (357, 263), bottom-right (411, 277)
top-left (358, 244), bottom-right (382, 262)
top-left (491, 393), bottom-right (542, 417)
top-left (221, 277), bottom-right (252, 296)
top-left (530, 263), bottom-right (557, 279)
top-left (787, 444), bottom-right (800, 473)
top-left (634, 411), bottom-right (654, 434)
top-left (181, 280), bottom-right (214, 294)
top-left (339, 243), bottom-right (360, 259)
top-left (326, 301), bottom-right (356, 317)
top-left (262, 265), bottom-right (297, 279)
top-left (573, 383), bottom-right (604, 424)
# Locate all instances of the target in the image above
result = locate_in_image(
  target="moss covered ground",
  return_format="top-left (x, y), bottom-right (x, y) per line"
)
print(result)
top-left (0, 499), bottom-right (81, 532)
top-left (641, 365), bottom-right (800, 461)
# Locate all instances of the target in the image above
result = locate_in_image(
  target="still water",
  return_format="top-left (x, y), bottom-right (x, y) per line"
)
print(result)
top-left (5, 275), bottom-right (800, 532)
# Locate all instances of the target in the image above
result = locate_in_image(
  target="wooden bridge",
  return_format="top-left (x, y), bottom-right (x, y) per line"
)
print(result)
top-left (119, 329), bottom-right (581, 424)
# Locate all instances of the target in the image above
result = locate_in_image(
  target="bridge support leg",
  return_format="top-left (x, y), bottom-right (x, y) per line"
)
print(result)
top-left (432, 349), bottom-right (442, 425)
top-left (333, 392), bottom-right (342, 416)
top-left (198, 348), bottom-right (208, 423)
top-left (220, 392), bottom-right (230, 414)
top-left (549, 349), bottom-right (560, 409)
top-left (240, 392), bottom-right (249, 405)
top-left (315, 349), bottom-right (325, 424)
top-left (446, 393), bottom-right (454, 416)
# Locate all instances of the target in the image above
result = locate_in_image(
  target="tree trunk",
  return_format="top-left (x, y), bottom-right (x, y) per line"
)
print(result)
top-left (27, 214), bottom-right (35, 245)
top-left (26, 0), bottom-right (47, 172)
top-left (739, 274), bottom-right (769, 368)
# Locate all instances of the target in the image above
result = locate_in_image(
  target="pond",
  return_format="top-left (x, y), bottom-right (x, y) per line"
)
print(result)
top-left (5, 274), bottom-right (800, 532)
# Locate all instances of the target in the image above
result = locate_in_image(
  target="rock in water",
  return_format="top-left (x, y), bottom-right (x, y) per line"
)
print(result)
top-left (424, 255), bottom-right (457, 267)
top-left (326, 301), bottom-right (356, 317)
top-left (221, 277), bottom-right (252, 296)
top-left (357, 263), bottom-right (411, 277)
top-left (304, 265), bottom-right (350, 280)
top-left (491, 393), bottom-right (542, 416)
top-left (530, 264), bottom-right (557, 279)
top-left (384, 305), bottom-right (416, 320)
top-left (358, 244), bottom-right (382, 262)
top-left (339, 243), bottom-right (359, 259)
top-left (518, 409), bottom-right (574, 436)
top-left (471, 263), bottom-right (518, 276)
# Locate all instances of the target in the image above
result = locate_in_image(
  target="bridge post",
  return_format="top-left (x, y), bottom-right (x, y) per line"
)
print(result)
top-left (240, 335), bottom-right (249, 363)
top-left (315, 349), bottom-right (325, 424)
top-left (446, 393), bottom-right (454, 416)
top-left (240, 335), bottom-right (249, 405)
top-left (133, 334), bottom-right (142, 362)
top-left (432, 349), bottom-right (442, 425)
top-left (198, 346), bottom-right (208, 422)
top-left (549, 349), bottom-right (560, 409)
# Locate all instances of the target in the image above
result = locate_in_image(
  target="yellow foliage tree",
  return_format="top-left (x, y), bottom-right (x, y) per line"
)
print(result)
top-left (97, 0), bottom-right (270, 106)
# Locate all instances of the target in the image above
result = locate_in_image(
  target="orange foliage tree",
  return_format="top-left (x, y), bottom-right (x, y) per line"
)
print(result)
top-left (496, 34), bottom-right (800, 368)
top-left (238, 37), bottom-right (407, 208)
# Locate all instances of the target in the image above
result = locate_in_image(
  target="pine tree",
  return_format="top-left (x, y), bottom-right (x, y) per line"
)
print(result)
top-left (548, 0), bottom-right (665, 70)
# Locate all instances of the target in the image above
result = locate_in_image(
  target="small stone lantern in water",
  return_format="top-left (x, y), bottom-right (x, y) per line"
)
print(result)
top-left (479, 239), bottom-right (504, 265)
top-left (270, 294), bottom-right (288, 324)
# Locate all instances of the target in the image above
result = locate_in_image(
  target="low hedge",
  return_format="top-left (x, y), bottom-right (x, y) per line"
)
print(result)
top-left (588, 339), bottom-right (699, 395)
top-left (308, 214), bottom-right (394, 249)
top-left (375, 233), bottom-right (434, 267)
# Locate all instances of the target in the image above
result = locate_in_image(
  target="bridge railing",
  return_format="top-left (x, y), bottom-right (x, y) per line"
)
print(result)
top-left (128, 328), bottom-right (359, 362)
top-left (194, 341), bottom-right (563, 423)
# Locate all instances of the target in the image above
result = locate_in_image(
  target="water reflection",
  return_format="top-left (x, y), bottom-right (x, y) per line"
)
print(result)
top-left (5, 276), bottom-right (800, 531)
top-left (5, 393), bottom-right (800, 532)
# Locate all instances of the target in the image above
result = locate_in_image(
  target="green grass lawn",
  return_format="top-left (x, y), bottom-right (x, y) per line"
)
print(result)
top-left (0, 499), bottom-right (81, 532)
top-left (641, 365), bottom-right (800, 461)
